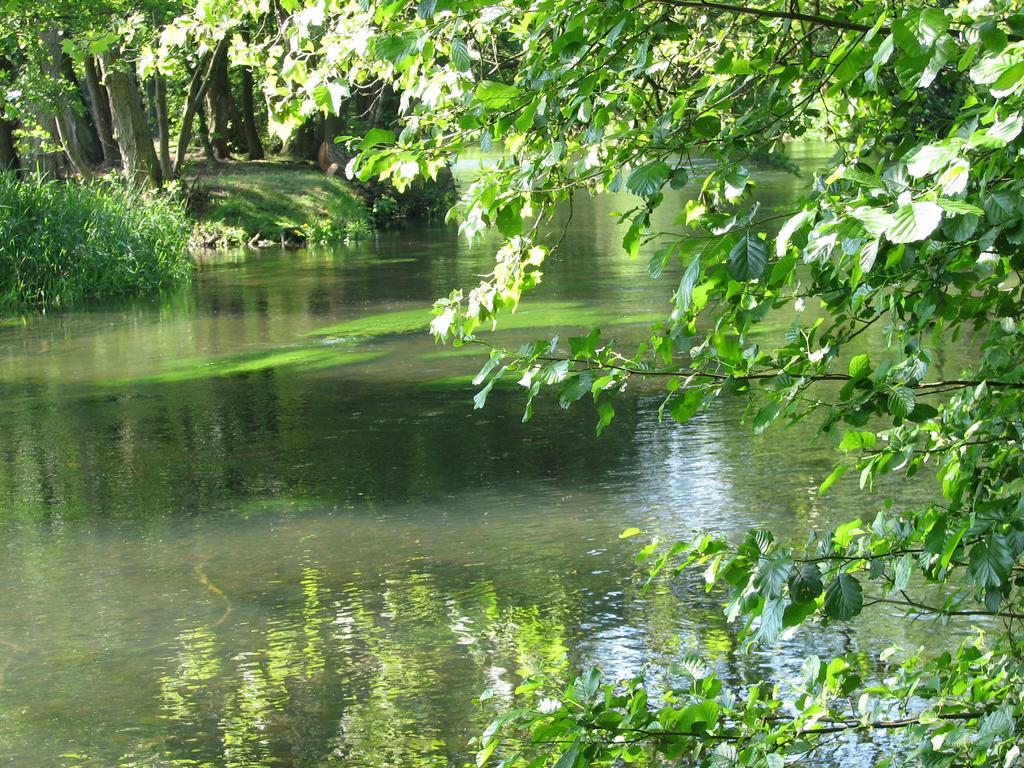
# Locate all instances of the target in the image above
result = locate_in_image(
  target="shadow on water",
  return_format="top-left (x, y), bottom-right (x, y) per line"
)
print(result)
top-left (0, 145), bottom-right (964, 767)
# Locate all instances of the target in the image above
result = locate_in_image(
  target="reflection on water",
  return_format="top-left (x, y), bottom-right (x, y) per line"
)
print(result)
top-left (0, 146), bottom-right (958, 766)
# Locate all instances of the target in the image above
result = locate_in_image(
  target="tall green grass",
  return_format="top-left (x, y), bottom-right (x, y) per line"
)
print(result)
top-left (0, 173), bottom-right (193, 309)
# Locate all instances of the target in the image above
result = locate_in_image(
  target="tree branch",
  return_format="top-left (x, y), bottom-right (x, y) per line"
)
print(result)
top-left (660, 0), bottom-right (873, 32)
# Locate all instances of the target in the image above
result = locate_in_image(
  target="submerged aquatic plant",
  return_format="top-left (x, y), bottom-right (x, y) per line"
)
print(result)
top-left (0, 173), bottom-right (193, 309)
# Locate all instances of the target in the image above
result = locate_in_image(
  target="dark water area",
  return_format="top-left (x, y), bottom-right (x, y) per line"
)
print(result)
top-left (0, 146), bottom-right (961, 767)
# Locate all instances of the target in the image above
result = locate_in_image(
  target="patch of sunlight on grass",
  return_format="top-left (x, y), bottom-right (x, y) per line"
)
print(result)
top-left (193, 161), bottom-right (368, 243)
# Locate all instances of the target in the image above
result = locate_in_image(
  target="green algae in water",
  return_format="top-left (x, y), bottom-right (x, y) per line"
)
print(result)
top-left (418, 346), bottom-right (495, 361)
top-left (417, 374), bottom-right (479, 389)
top-left (308, 307), bottom-right (431, 338)
top-left (101, 345), bottom-right (385, 386)
top-left (307, 301), bottom-right (664, 339)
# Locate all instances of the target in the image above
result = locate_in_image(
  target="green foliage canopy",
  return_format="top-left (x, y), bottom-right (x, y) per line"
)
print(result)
top-left (176, 0), bottom-right (1024, 765)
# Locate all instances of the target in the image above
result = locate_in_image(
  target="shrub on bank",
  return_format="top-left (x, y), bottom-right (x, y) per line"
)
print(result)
top-left (0, 173), bottom-right (192, 309)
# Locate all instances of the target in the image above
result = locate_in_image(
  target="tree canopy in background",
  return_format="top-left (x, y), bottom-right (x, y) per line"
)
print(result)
top-left (9, 0), bottom-right (1024, 764)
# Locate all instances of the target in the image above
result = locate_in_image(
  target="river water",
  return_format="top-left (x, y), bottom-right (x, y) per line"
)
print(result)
top-left (0, 147), bottom-right (956, 767)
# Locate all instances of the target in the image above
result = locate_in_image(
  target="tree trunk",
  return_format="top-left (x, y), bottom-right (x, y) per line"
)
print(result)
top-left (153, 75), bottom-right (172, 178)
top-left (239, 64), bottom-right (264, 160)
top-left (59, 51), bottom-right (103, 165)
top-left (99, 49), bottom-right (162, 188)
top-left (284, 115), bottom-right (322, 161)
top-left (204, 41), bottom-right (233, 160)
top-left (40, 30), bottom-right (95, 180)
top-left (0, 116), bottom-right (19, 175)
top-left (83, 55), bottom-right (119, 166)
top-left (0, 56), bottom-right (19, 175)
top-left (238, 30), bottom-right (264, 160)
top-left (172, 38), bottom-right (226, 175)
top-left (29, 116), bottom-right (64, 179)
top-left (197, 102), bottom-right (216, 162)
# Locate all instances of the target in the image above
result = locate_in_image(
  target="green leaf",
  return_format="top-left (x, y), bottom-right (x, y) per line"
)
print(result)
top-left (941, 527), bottom-right (968, 569)
top-left (752, 400), bottom-right (782, 434)
top-left (450, 38), bottom-right (472, 71)
top-left (823, 573), bottom-right (863, 620)
top-left (850, 206), bottom-right (894, 237)
top-left (721, 166), bottom-right (749, 200)
top-left (359, 128), bottom-right (396, 150)
top-left (894, 553), bottom-right (913, 590)
top-left (626, 161), bottom-right (672, 197)
top-left (887, 386), bottom-right (916, 418)
top-left (886, 202), bottom-right (943, 243)
top-left (981, 114), bottom-right (1023, 146)
top-left (558, 372), bottom-right (593, 408)
top-left (839, 430), bottom-right (876, 452)
top-left (842, 167), bottom-right (886, 190)
top-left (905, 144), bottom-right (958, 178)
top-left (775, 209), bottom-right (812, 258)
top-left (818, 463), bottom-right (850, 495)
top-left (596, 399), bottom-right (615, 435)
top-left (727, 234), bottom-right (768, 281)
top-left (473, 378), bottom-right (498, 409)
top-left (313, 82), bottom-right (350, 115)
top-left (917, 8), bottom-right (949, 46)
top-left (935, 199), bottom-right (983, 217)
top-left (834, 518), bottom-right (863, 547)
top-left (475, 81), bottom-right (521, 109)
top-left (622, 222), bottom-right (642, 259)
top-left (756, 597), bottom-right (785, 644)
top-left (496, 204), bottom-right (522, 237)
top-left (968, 534), bottom-right (1012, 589)
top-left (160, 24), bottom-right (188, 48)
top-left (674, 256), bottom-right (701, 315)
top-left (620, 527), bottom-right (643, 539)
top-left (693, 114), bottom-right (720, 137)
top-left (552, 744), bottom-right (580, 768)
top-left (757, 552), bottom-right (793, 596)
top-left (848, 354), bottom-right (871, 380)
top-left (789, 563), bottom-right (824, 602)
top-left (375, 31), bottom-right (422, 64)
top-left (669, 389), bottom-right (703, 424)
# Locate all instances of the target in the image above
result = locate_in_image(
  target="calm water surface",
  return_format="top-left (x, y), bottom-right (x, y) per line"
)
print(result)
top-left (0, 147), bottom-right (960, 767)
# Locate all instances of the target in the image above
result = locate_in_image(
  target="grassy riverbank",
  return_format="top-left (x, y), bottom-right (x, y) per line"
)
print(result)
top-left (0, 161), bottom-right (448, 312)
top-left (187, 160), bottom-right (371, 248)
top-left (0, 173), bottom-right (192, 310)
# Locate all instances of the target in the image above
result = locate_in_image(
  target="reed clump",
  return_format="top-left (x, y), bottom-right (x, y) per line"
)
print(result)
top-left (0, 173), bottom-right (192, 309)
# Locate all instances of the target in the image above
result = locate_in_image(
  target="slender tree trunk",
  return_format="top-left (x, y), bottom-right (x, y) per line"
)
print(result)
top-left (153, 75), bottom-right (172, 178)
top-left (59, 52), bottom-right (102, 165)
top-left (83, 56), bottom-right (119, 166)
top-left (197, 103), bottom-right (216, 162)
top-left (52, 113), bottom-right (96, 180)
top-left (204, 41), bottom-right (232, 160)
top-left (99, 49), bottom-right (162, 188)
top-left (39, 31), bottom-right (95, 181)
top-left (172, 38), bottom-right (226, 175)
top-left (239, 64), bottom-right (264, 160)
top-left (173, 64), bottom-right (206, 174)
